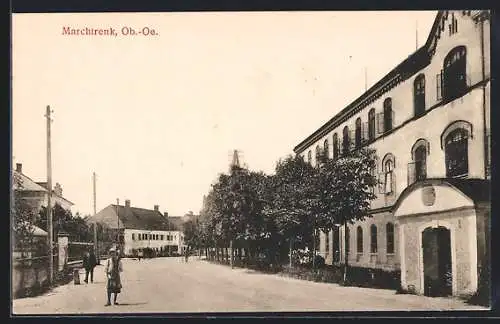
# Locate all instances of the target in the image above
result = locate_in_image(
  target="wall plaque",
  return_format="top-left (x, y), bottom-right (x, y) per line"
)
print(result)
top-left (422, 185), bottom-right (436, 206)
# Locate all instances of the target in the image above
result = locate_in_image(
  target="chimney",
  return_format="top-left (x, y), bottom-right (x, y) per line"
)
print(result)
top-left (154, 205), bottom-right (159, 212)
top-left (16, 163), bottom-right (22, 173)
top-left (163, 212), bottom-right (168, 218)
top-left (125, 199), bottom-right (131, 208)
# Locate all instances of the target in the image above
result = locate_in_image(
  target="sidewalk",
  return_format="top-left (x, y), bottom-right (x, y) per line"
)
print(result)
top-left (13, 264), bottom-right (110, 314)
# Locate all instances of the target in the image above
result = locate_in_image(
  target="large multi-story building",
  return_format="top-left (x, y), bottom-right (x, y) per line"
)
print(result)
top-left (293, 10), bottom-right (490, 297)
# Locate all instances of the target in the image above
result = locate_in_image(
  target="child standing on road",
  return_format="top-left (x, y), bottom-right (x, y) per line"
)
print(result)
top-left (105, 247), bottom-right (123, 306)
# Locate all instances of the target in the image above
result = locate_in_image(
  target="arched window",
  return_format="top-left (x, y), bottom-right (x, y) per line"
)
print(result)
top-left (382, 153), bottom-right (395, 195)
top-left (445, 128), bottom-right (469, 177)
top-left (443, 46), bottom-right (467, 100)
top-left (370, 224), bottom-right (377, 253)
top-left (414, 74), bottom-right (426, 117)
top-left (342, 126), bottom-right (350, 155)
top-left (356, 226), bottom-right (363, 254)
top-left (355, 117), bottom-right (362, 148)
top-left (315, 145), bottom-right (321, 161)
top-left (307, 150), bottom-right (312, 164)
top-left (332, 133), bottom-right (339, 160)
top-left (383, 98), bottom-right (393, 132)
top-left (386, 223), bottom-right (395, 254)
top-left (323, 139), bottom-right (329, 160)
top-left (414, 145), bottom-right (427, 181)
top-left (368, 108), bottom-right (375, 141)
top-left (409, 139), bottom-right (429, 184)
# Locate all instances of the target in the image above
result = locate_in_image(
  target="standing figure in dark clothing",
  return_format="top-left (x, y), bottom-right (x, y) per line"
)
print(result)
top-left (105, 247), bottom-right (123, 306)
top-left (83, 248), bottom-right (98, 283)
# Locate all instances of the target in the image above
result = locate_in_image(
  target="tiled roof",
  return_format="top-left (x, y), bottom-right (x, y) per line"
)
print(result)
top-left (14, 171), bottom-right (48, 192)
top-left (13, 171), bottom-right (74, 205)
top-left (90, 205), bottom-right (185, 231)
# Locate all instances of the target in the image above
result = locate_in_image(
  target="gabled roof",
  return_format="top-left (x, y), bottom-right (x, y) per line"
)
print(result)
top-left (89, 204), bottom-right (181, 231)
top-left (14, 171), bottom-right (48, 192)
top-left (393, 178), bottom-right (490, 214)
top-left (13, 171), bottom-right (74, 205)
top-left (293, 10), bottom-right (489, 154)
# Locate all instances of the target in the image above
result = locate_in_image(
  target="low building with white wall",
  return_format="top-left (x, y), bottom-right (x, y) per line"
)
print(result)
top-left (88, 200), bottom-right (187, 256)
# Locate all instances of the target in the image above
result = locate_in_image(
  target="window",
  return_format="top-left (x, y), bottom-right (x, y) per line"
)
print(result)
top-left (445, 128), bottom-right (469, 177)
top-left (384, 160), bottom-right (394, 194)
top-left (414, 74), bottom-right (426, 117)
top-left (381, 154), bottom-right (395, 195)
top-left (356, 226), bottom-right (363, 254)
top-left (368, 108), bottom-right (375, 141)
top-left (161, 235), bottom-right (164, 240)
top-left (355, 117), bottom-right (362, 148)
top-left (342, 126), bottom-right (350, 155)
top-left (386, 223), bottom-right (395, 254)
top-left (308, 151), bottom-right (312, 164)
top-left (414, 146), bottom-right (427, 181)
top-left (441, 46), bottom-right (467, 101)
top-left (370, 225), bottom-right (377, 253)
top-left (346, 227), bottom-right (350, 255)
top-left (332, 133), bottom-right (339, 160)
top-left (383, 98), bottom-right (393, 132)
top-left (323, 139), bottom-right (329, 160)
top-left (315, 145), bottom-right (321, 161)
top-left (325, 231), bottom-right (330, 253)
top-left (132, 233), bottom-right (136, 240)
top-left (408, 140), bottom-right (429, 185)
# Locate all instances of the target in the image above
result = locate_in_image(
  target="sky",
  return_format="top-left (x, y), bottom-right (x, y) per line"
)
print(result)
top-left (12, 11), bottom-right (437, 217)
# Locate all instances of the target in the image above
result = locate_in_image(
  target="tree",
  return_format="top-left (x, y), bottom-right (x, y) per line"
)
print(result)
top-left (183, 218), bottom-right (200, 252)
top-left (37, 204), bottom-right (93, 242)
top-left (316, 147), bottom-right (378, 283)
top-left (12, 172), bottom-right (37, 257)
top-left (264, 155), bottom-right (317, 267)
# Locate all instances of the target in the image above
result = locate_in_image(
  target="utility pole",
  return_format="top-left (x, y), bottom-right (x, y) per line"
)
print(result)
top-left (116, 198), bottom-right (119, 247)
top-left (364, 67), bottom-right (368, 92)
top-left (93, 172), bottom-right (99, 263)
top-left (45, 105), bottom-right (54, 285)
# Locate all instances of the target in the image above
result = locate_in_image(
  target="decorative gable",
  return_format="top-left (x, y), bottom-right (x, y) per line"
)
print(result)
top-left (427, 10), bottom-right (486, 56)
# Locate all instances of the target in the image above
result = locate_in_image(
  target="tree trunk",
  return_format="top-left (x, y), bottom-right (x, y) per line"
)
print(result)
top-left (289, 238), bottom-right (293, 268)
top-left (230, 240), bottom-right (234, 269)
top-left (343, 222), bottom-right (349, 284)
top-left (312, 230), bottom-right (317, 270)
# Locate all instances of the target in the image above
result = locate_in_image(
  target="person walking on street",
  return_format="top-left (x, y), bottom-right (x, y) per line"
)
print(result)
top-left (105, 247), bottom-right (123, 306)
top-left (83, 248), bottom-right (98, 283)
top-left (184, 248), bottom-right (189, 263)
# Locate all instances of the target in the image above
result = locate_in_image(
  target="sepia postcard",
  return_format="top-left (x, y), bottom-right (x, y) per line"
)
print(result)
top-left (11, 9), bottom-right (491, 316)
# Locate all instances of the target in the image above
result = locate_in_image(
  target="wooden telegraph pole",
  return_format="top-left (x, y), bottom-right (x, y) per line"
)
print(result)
top-left (45, 105), bottom-right (54, 285)
top-left (93, 172), bottom-right (99, 263)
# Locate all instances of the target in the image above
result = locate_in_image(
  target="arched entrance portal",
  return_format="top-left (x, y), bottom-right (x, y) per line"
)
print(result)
top-left (422, 226), bottom-right (452, 297)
